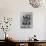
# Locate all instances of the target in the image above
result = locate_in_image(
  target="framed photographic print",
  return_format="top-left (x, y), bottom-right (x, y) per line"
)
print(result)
top-left (20, 12), bottom-right (33, 28)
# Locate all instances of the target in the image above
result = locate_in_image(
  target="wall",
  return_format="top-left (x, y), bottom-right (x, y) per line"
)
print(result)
top-left (0, 0), bottom-right (46, 40)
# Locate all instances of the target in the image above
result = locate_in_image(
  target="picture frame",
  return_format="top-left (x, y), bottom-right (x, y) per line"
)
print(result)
top-left (20, 12), bottom-right (33, 28)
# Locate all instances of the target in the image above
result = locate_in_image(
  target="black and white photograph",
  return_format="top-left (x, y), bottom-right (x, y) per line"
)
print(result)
top-left (20, 12), bottom-right (33, 28)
